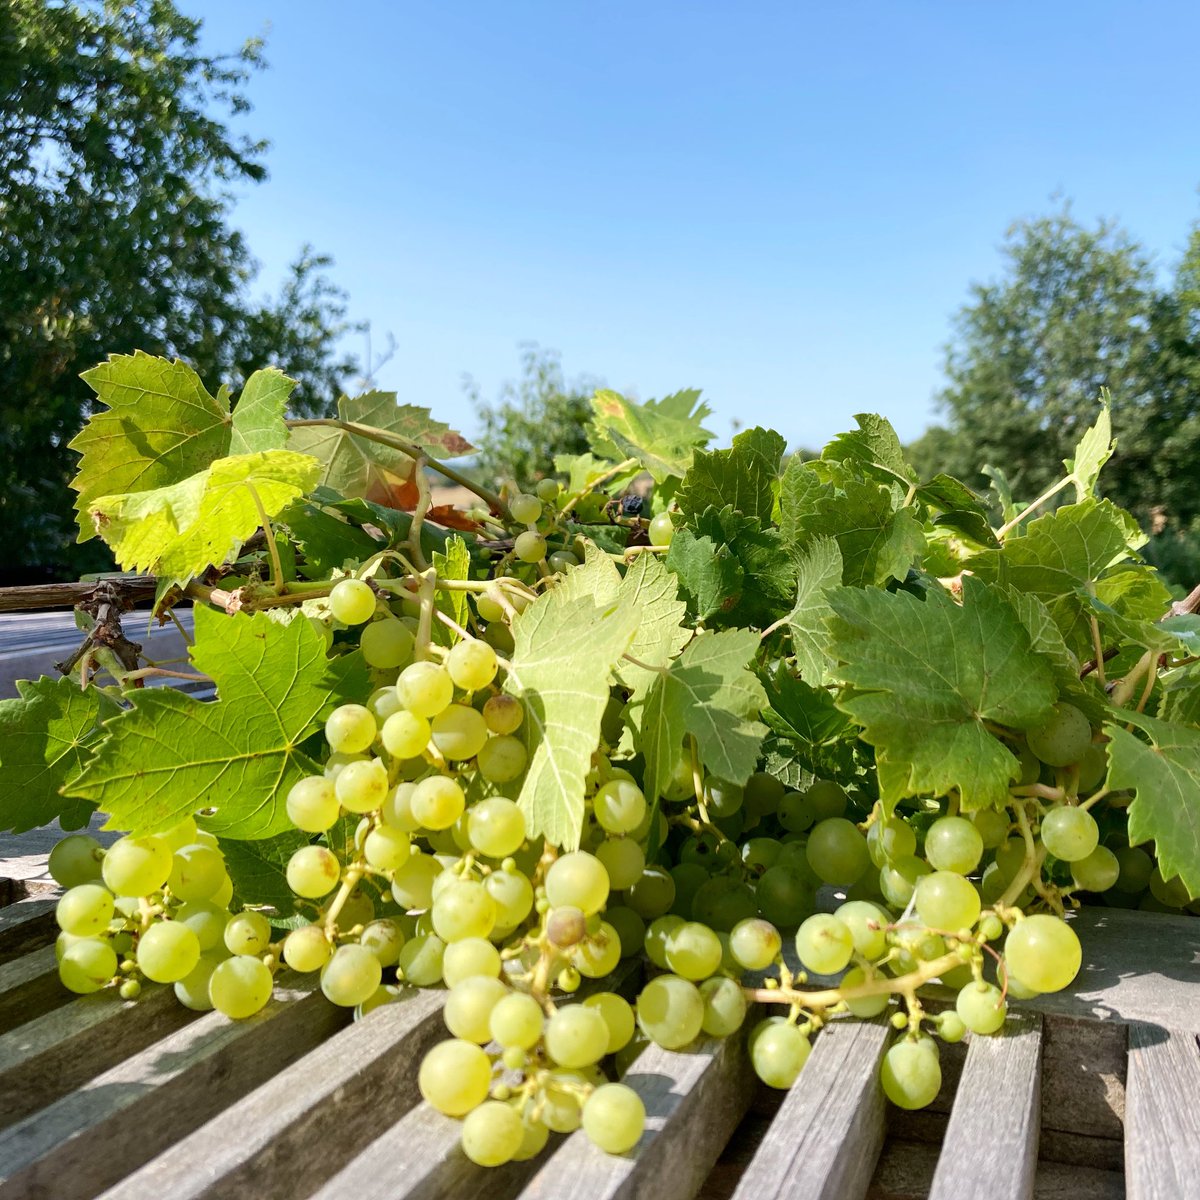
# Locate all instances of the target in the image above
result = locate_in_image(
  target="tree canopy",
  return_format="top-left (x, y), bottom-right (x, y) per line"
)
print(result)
top-left (0, 0), bottom-right (359, 580)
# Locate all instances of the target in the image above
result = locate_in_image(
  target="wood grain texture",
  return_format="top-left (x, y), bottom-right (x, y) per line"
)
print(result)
top-left (928, 1011), bottom-right (1042, 1200)
top-left (0, 897), bottom-right (57, 964)
top-left (519, 1025), bottom-right (757, 1200)
top-left (729, 1017), bottom-right (889, 1200)
top-left (1124, 1022), bottom-right (1200, 1200)
top-left (0, 943), bottom-right (70, 1034)
top-left (0, 975), bottom-right (347, 1200)
top-left (0, 982), bottom-right (195, 1130)
top-left (96, 986), bottom-right (447, 1200)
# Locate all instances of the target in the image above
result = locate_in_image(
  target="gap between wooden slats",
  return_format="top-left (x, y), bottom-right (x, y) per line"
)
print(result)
top-left (0, 982), bottom-right (196, 1130)
top-left (0, 943), bottom-right (69, 1034)
top-left (1124, 1022), bottom-right (1200, 1200)
top-left (927, 1010), bottom-right (1042, 1200)
top-left (729, 1017), bottom-right (890, 1200)
top-left (0, 897), bottom-right (57, 964)
top-left (95, 986), bottom-right (447, 1200)
top-left (0, 974), bottom-right (347, 1200)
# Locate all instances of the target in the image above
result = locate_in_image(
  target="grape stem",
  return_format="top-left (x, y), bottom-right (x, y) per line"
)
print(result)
top-left (414, 570), bottom-right (436, 661)
top-left (996, 476), bottom-right (1072, 539)
top-left (407, 457), bottom-right (432, 571)
top-left (1088, 615), bottom-right (1107, 687)
top-left (323, 863), bottom-right (365, 939)
top-left (246, 483), bottom-right (286, 593)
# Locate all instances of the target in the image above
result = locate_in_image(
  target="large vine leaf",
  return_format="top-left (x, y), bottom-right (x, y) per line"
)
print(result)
top-left (675, 427), bottom-right (787, 523)
top-left (664, 527), bottom-right (745, 623)
top-left (589, 389), bottom-right (714, 481)
top-left (637, 629), bottom-right (768, 804)
top-left (1106, 710), bottom-right (1200, 898)
top-left (504, 592), bottom-right (640, 849)
top-left (70, 354), bottom-right (292, 537)
top-left (784, 536), bottom-right (843, 686)
top-left (822, 413), bottom-right (916, 488)
top-left (0, 678), bottom-right (105, 833)
top-left (827, 576), bottom-right (1057, 811)
top-left (287, 391), bottom-right (473, 508)
top-left (89, 450), bottom-right (320, 584)
top-left (70, 607), bottom-right (368, 839)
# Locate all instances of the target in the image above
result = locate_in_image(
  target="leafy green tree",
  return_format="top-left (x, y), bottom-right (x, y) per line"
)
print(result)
top-left (0, 0), bottom-right (358, 580)
top-left (465, 344), bottom-right (600, 486)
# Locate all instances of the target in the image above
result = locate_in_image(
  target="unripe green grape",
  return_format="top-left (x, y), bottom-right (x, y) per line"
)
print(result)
top-left (419, 1038), bottom-right (492, 1116)
top-left (484, 867), bottom-right (534, 928)
top-left (956, 980), bottom-right (1007, 1034)
top-left (445, 975), bottom-right (509, 1043)
top-left (547, 551), bottom-right (579, 573)
top-left (211, 873), bottom-right (234, 908)
top-left (881, 1038), bottom-right (942, 1109)
top-left (536, 478), bottom-right (561, 502)
top-left (924, 817), bottom-right (984, 874)
top-left (483, 694), bottom-right (524, 735)
top-left (396, 662), bottom-right (454, 718)
top-left (334, 757), bottom-right (390, 814)
top-left (431, 704), bottom-right (489, 761)
top-left (466, 797), bottom-right (526, 859)
top-left (636, 974), bottom-right (704, 1049)
top-left (514, 531), bottom-right (547, 563)
top-left (834, 900), bottom-right (888, 960)
top-left (57, 884), bottom-right (115, 937)
top-left (777, 792), bottom-right (814, 833)
top-left (935, 1010), bottom-right (967, 1043)
top-left (382, 783), bottom-right (421, 832)
top-left (442, 936), bottom-right (501, 986)
top-left (432, 880), bottom-right (496, 942)
top-left (1077, 743), bottom-right (1108, 792)
top-left (1114, 845), bottom-right (1154, 893)
top-left (574, 922), bottom-right (622, 978)
top-left (447, 639), bottom-right (499, 691)
top-left (972, 808), bottom-right (1010, 849)
top-left (605, 906), bottom-right (646, 958)
top-left (286, 776), bottom-right (340, 832)
top-left (325, 703), bottom-right (377, 755)
top-left (744, 772), bottom-right (785, 817)
top-left (583, 1083), bottom-right (646, 1154)
top-left (840, 966), bottom-right (891, 1017)
top-left (175, 900), bottom-right (229, 952)
top-left (390, 851), bottom-right (442, 909)
top-left (360, 619), bottom-right (415, 669)
top-left (209, 955), bottom-right (274, 1018)
top-left (1027, 703), bottom-right (1092, 768)
top-left (749, 1020), bottom-right (811, 1088)
top-left (583, 991), bottom-right (636, 1053)
top-left (755, 865), bottom-right (815, 928)
top-left (474, 734), bottom-right (527, 784)
top-left (806, 818), bottom-right (871, 885)
top-left (643, 914), bottom-right (684, 968)
top-left (593, 778), bottom-right (647, 834)
top-left (102, 835), bottom-right (172, 896)
top-left (795, 913), bottom-right (855, 975)
top-left (283, 924), bottom-right (332, 972)
top-left (691, 876), bottom-right (756, 933)
top-left (381, 710), bottom-right (430, 759)
top-left (397, 933), bottom-right (445, 985)
top-left (475, 591), bottom-right (506, 623)
top-left (411, 775), bottom-right (466, 830)
top-left (340, 888), bottom-right (375, 929)
top-left (321, 943), bottom-right (383, 1007)
top-left (59, 938), bottom-right (118, 993)
top-left (595, 838), bottom-right (645, 891)
top-left (174, 954), bottom-right (221, 1011)
top-left (490, 991), bottom-right (544, 1049)
top-left (880, 855), bottom-right (932, 908)
top-left (1040, 806), bottom-right (1099, 863)
top-left (461, 1100), bottom-right (524, 1167)
top-left (323, 751), bottom-right (367, 780)
top-left (224, 910), bottom-right (272, 957)
top-left (699, 975), bottom-right (747, 1036)
top-left (742, 837), bottom-right (784, 875)
top-left (806, 780), bottom-right (849, 820)
top-left (627, 866), bottom-right (676, 918)
top-left (545, 1004), bottom-right (610, 1067)
top-left (545, 851), bottom-right (610, 915)
top-left (1148, 868), bottom-right (1190, 908)
top-left (168, 842), bottom-right (226, 902)
top-left (540, 1070), bottom-right (587, 1132)
top-left (286, 846), bottom-right (341, 899)
top-left (1003, 914), bottom-right (1081, 993)
top-left (995, 837), bottom-right (1027, 879)
top-left (330, 578), bottom-right (377, 625)
top-left (867, 817), bottom-right (917, 867)
top-left (136, 920), bottom-right (201, 983)
top-left (664, 921), bottom-right (723, 981)
top-left (510, 493), bottom-right (543, 524)
top-left (364, 825), bottom-right (411, 872)
top-left (48, 834), bottom-right (104, 888)
top-left (729, 917), bottom-right (782, 970)
top-left (367, 685), bottom-right (403, 725)
top-left (914, 871), bottom-right (981, 932)
top-left (647, 512), bottom-right (675, 547)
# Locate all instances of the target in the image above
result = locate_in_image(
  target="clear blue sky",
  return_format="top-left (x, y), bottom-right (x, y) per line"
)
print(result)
top-left (198, 1), bottom-right (1200, 452)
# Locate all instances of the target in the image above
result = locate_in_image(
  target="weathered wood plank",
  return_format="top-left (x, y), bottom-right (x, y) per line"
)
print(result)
top-left (1038, 1014), bottom-right (1125, 1143)
top-left (0, 974), bottom-right (348, 1200)
top-left (928, 1012), bottom-right (1042, 1200)
top-left (1124, 1022), bottom-right (1200, 1200)
top-left (520, 1025), bottom-right (757, 1200)
top-left (0, 897), bottom-right (57, 964)
top-left (0, 943), bottom-right (70, 1034)
top-left (0, 983), bottom-right (196, 1130)
top-left (729, 1017), bottom-right (889, 1200)
top-left (96, 986), bottom-right (447, 1200)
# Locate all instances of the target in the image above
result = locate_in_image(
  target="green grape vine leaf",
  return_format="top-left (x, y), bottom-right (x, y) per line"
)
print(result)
top-left (914, 474), bottom-right (999, 548)
top-left (553, 452), bottom-right (641, 499)
top-left (822, 413), bottom-right (917, 488)
top-left (504, 592), bottom-right (640, 849)
top-left (1106, 710), bottom-right (1200, 899)
top-left (1065, 392), bottom-right (1115, 501)
top-left (783, 536), bottom-right (843, 685)
top-left (279, 498), bottom-right (383, 579)
top-left (674, 427), bottom-right (787, 523)
top-left (219, 830), bottom-right (309, 919)
top-left (432, 535), bottom-right (472, 646)
top-left (71, 607), bottom-right (368, 839)
top-left (636, 629), bottom-right (768, 804)
top-left (0, 678), bottom-right (107, 833)
top-left (70, 353), bottom-right (293, 538)
top-left (589, 389), bottom-right (714, 482)
top-left (827, 576), bottom-right (1058, 811)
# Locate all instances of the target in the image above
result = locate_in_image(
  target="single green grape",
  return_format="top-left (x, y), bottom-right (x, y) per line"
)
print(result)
top-left (283, 924), bottom-right (332, 972)
top-left (749, 1019), bottom-right (811, 1088)
top-left (444, 975), bottom-right (509, 1043)
top-left (168, 842), bottom-right (226, 902)
top-left (593, 779), bottom-right (647, 834)
top-left (136, 920), bottom-right (201, 983)
top-left (175, 900), bottom-right (229, 952)
top-left (1066, 847), bottom-right (1119, 894)
top-left (432, 880), bottom-right (497, 942)
top-left (48, 834), bottom-right (104, 888)
top-left (466, 797), bottom-right (526, 859)
top-left (806, 818), bottom-right (871, 885)
top-left (545, 851), bottom-right (610, 915)
top-left (536, 478), bottom-right (561, 502)
top-left (627, 865), bottom-right (676, 918)
top-left (1040, 806), bottom-right (1099, 863)
top-left (329, 578), bottom-right (377, 626)
top-left (834, 900), bottom-right (888, 960)
top-left (664, 920), bottom-right (723, 981)
top-left (514, 531), bottom-right (547, 563)
top-left (482, 694), bottom-right (524, 735)
top-left (286, 776), bottom-right (341, 832)
top-left (490, 991), bottom-right (544, 1049)
top-left (59, 938), bottom-right (118, 994)
top-left (914, 871), bottom-right (981, 932)
top-left (881, 1038), bottom-right (942, 1109)
top-left (636, 974), bottom-right (704, 1049)
top-left (390, 851), bottom-right (442, 909)
top-left (397, 933), bottom-right (446, 985)
top-left (396, 662), bottom-right (454, 718)
top-left (582, 1083), bottom-right (646, 1154)
top-left (840, 966), bottom-right (891, 1017)
top-left (956, 980), bottom-right (1007, 1034)
top-left (605, 906), bottom-right (647, 959)
top-left (476, 735), bottom-right (528, 783)
top-left (446, 639), bottom-right (499, 691)
top-left (699, 976), bottom-right (748, 1036)
top-left (174, 954), bottom-right (221, 1011)
top-left (286, 846), bottom-right (341, 899)
top-left (209, 955), bottom-right (274, 1018)
top-left (224, 910), bottom-right (272, 957)
top-left (1027, 703), bottom-right (1092, 767)
top-left (582, 991), bottom-right (636, 1053)
top-left (596, 838), bottom-right (645, 891)
top-left (102, 834), bottom-right (172, 897)
top-left (924, 816), bottom-right (984, 874)
top-left (794, 913), bottom-right (855, 975)
top-left (56, 884), bottom-right (115, 937)
top-left (411, 775), bottom-right (466, 830)
top-left (461, 1100), bottom-right (524, 1167)
top-left (1003, 914), bottom-right (1081, 993)
top-left (442, 937), bottom-right (502, 986)
top-left (381, 710), bottom-right (430, 759)
top-left (647, 512), bottom-right (675, 547)
top-left (321, 943), bottom-right (383, 1007)
top-left (418, 1038), bottom-right (493, 1116)
top-left (729, 917), bottom-right (782, 970)
top-left (509, 493), bottom-right (543, 524)
top-left (360, 618), bottom-right (414, 669)
top-left (545, 1004), bottom-right (610, 1068)
top-left (430, 704), bottom-right (489, 761)
top-left (334, 757), bottom-right (390, 814)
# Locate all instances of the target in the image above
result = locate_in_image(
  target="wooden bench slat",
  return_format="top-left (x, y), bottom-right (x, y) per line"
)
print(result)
top-left (1124, 1022), bottom-right (1200, 1200)
top-left (96, 987), bottom-right (447, 1200)
top-left (730, 1017), bottom-right (889, 1200)
top-left (0, 943), bottom-right (70, 1034)
top-left (0, 897), bottom-right (57, 964)
top-left (520, 1025), bottom-right (757, 1200)
top-left (0, 983), bottom-right (195, 1130)
top-left (927, 1011), bottom-right (1042, 1200)
top-left (0, 974), bottom-right (348, 1200)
